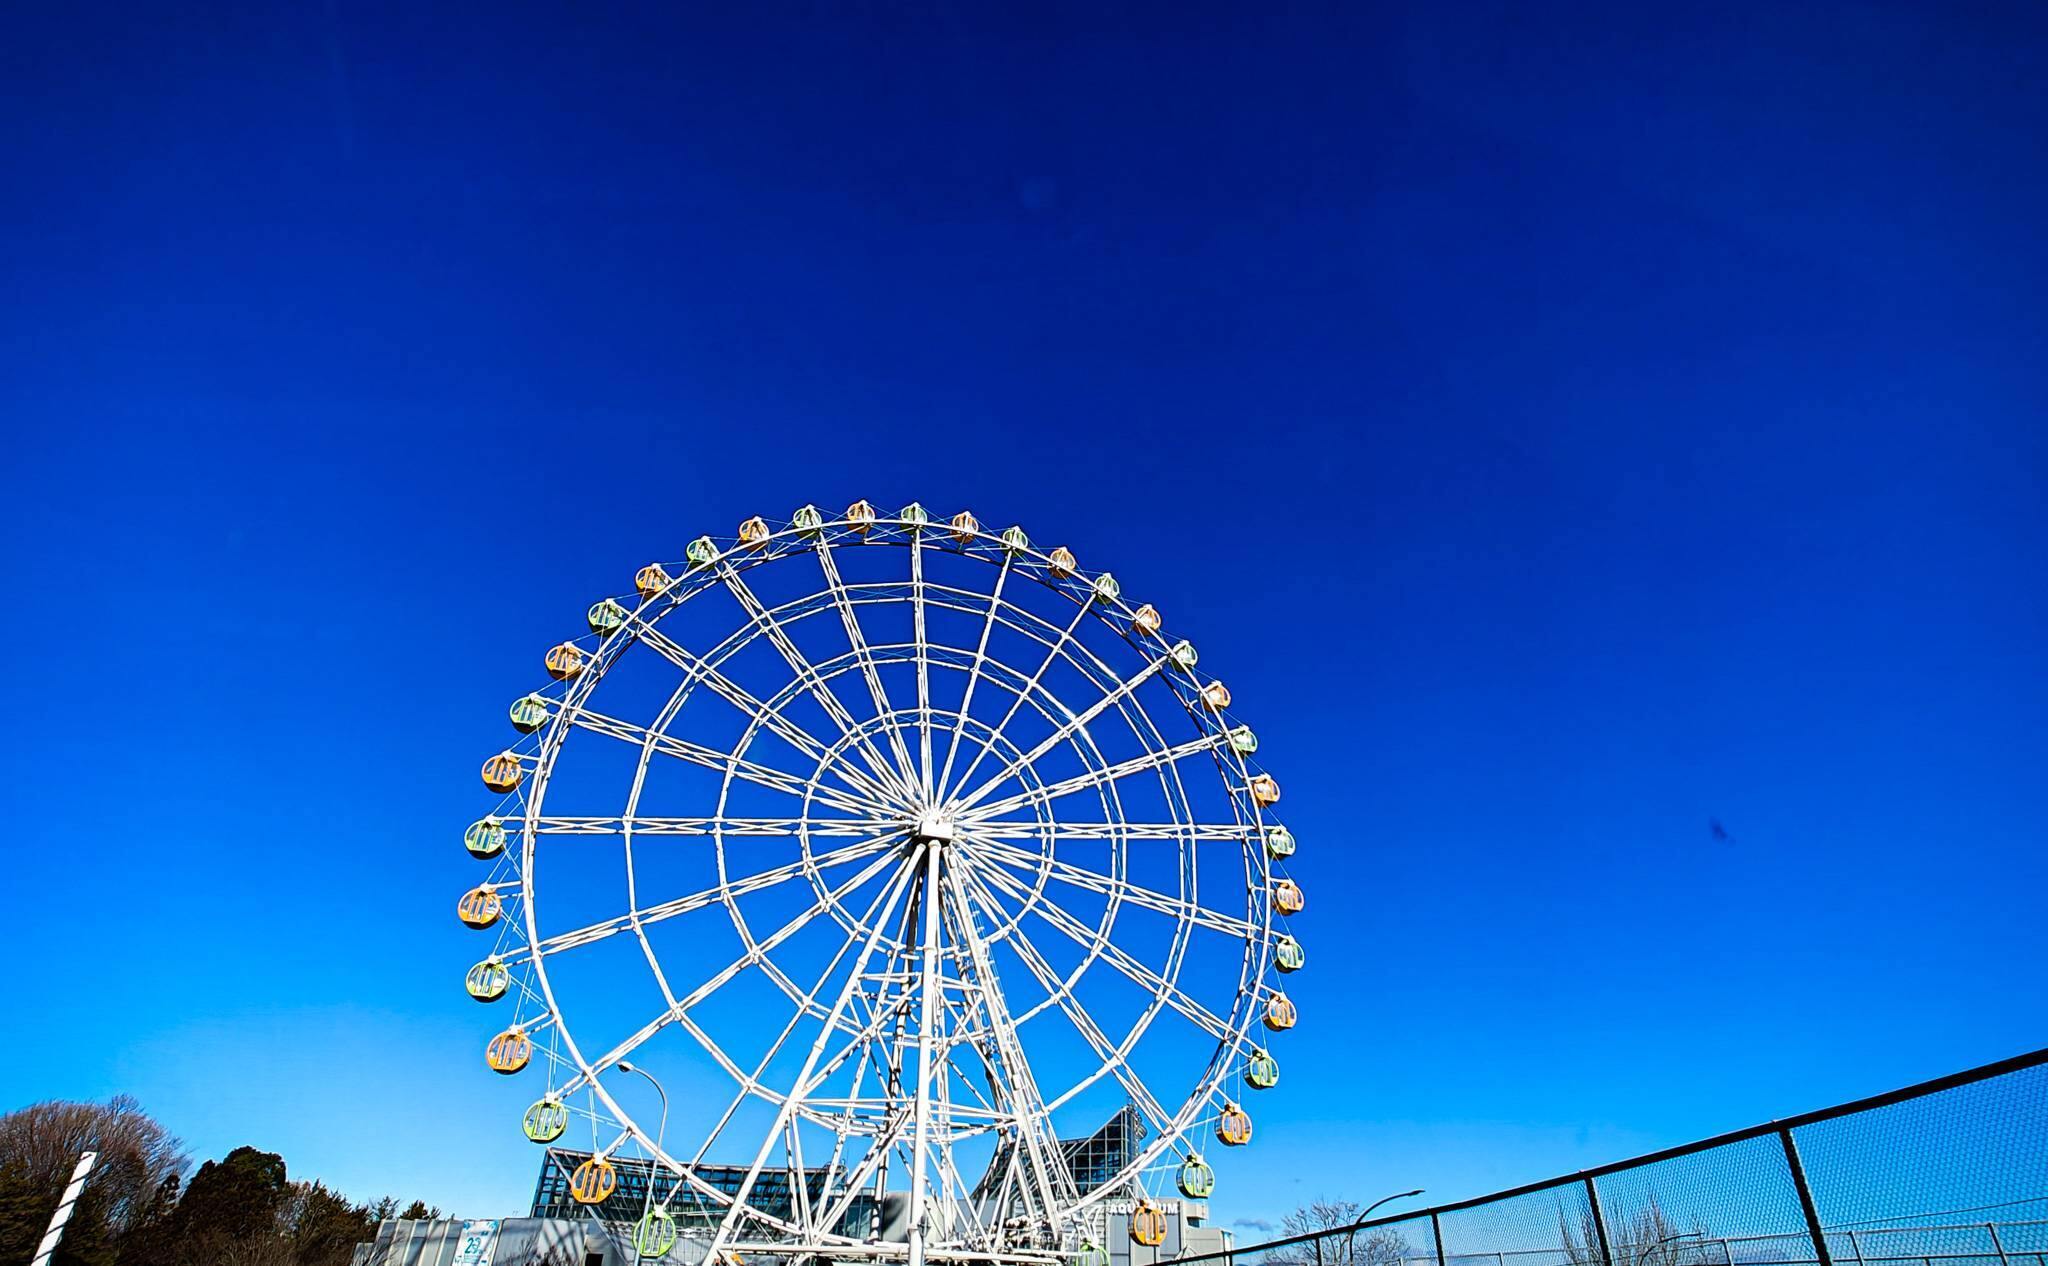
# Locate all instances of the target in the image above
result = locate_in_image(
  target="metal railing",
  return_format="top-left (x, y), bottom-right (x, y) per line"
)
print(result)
top-left (1168, 1047), bottom-right (2048, 1266)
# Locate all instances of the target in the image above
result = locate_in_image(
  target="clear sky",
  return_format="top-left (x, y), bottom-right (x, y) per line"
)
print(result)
top-left (3, 0), bottom-right (2044, 1237)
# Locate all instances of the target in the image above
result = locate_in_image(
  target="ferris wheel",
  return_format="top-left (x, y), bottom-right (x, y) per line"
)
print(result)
top-left (456, 501), bottom-right (1306, 1266)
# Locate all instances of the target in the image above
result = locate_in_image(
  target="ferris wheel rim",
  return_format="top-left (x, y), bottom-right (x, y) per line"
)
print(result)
top-left (482, 506), bottom-right (1296, 1249)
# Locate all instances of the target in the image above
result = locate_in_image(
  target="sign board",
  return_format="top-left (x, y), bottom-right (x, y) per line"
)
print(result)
top-left (453, 1219), bottom-right (500, 1266)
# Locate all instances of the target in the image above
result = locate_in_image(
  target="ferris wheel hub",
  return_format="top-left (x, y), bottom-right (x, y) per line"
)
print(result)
top-left (911, 808), bottom-right (956, 844)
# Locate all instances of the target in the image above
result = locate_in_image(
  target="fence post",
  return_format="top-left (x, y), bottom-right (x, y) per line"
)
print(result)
top-left (1987, 1223), bottom-right (2010, 1266)
top-left (1434, 1213), bottom-right (1448, 1266)
top-left (1585, 1178), bottom-right (1616, 1266)
top-left (1777, 1129), bottom-right (1833, 1266)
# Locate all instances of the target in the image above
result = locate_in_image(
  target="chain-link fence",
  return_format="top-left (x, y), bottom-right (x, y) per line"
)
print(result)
top-left (1177, 1048), bottom-right (2048, 1266)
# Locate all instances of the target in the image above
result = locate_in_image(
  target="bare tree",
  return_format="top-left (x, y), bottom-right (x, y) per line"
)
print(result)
top-left (1559, 1196), bottom-right (1710, 1266)
top-left (0, 1095), bottom-right (189, 1265)
top-left (1262, 1200), bottom-right (1414, 1266)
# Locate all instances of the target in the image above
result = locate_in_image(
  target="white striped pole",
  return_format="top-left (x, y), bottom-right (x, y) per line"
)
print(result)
top-left (30, 1151), bottom-right (98, 1266)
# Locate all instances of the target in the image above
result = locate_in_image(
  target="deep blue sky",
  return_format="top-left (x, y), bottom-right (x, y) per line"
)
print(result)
top-left (4, 0), bottom-right (2044, 1232)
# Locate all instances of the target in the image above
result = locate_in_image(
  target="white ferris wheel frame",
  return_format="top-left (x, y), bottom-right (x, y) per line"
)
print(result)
top-left (468, 506), bottom-right (1298, 1266)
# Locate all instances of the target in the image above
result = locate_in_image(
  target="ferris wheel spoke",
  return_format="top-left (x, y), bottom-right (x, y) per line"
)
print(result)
top-left (529, 815), bottom-right (891, 837)
top-left (954, 864), bottom-right (1178, 1132)
top-left (939, 597), bottom-right (1094, 805)
top-left (527, 833), bottom-right (902, 960)
top-left (712, 559), bottom-right (918, 804)
top-left (813, 537), bottom-right (924, 798)
top-left (911, 527), bottom-right (937, 795)
top-left (964, 820), bottom-right (1249, 842)
top-left (932, 551), bottom-right (1012, 799)
top-left (572, 708), bottom-right (882, 819)
top-left (963, 729), bottom-right (1232, 822)
top-left (962, 853), bottom-right (1233, 1042)
top-left (949, 650), bottom-right (1175, 814)
top-left (626, 617), bottom-right (905, 808)
top-left (965, 835), bottom-right (1256, 940)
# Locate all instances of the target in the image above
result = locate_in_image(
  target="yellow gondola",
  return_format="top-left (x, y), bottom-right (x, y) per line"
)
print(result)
top-left (485, 1028), bottom-right (531, 1074)
top-left (1216, 1102), bottom-right (1253, 1146)
top-left (1273, 878), bottom-right (1304, 914)
top-left (846, 499), bottom-right (878, 533)
top-left (481, 752), bottom-right (525, 793)
top-left (1130, 1201), bottom-right (1167, 1247)
top-left (1048, 546), bottom-right (1078, 577)
top-left (951, 510), bottom-right (979, 542)
top-left (544, 643), bottom-right (585, 681)
top-left (1264, 992), bottom-right (1298, 1031)
top-left (457, 887), bottom-right (502, 929)
top-left (634, 563), bottom-right (673, 597)
top-left (569, 1156), bottom-right (618, 1205)
top-left (738, 516), bottom-right (771, 548)
top-left (1132, 603), bottom-right (1163, 636)
top-left (1249, 773), bottom-right (1281, 806)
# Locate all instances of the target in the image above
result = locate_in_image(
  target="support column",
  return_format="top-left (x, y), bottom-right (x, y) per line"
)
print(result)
top-left (908, 843), bottom-right (945, 1266)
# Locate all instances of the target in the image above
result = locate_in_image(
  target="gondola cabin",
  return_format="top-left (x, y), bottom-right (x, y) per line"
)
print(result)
top-left (465, 958), bottom-right (509, 1001)
top-left (1215, 1103), bottom-right (1253, 1146)
top-left (482, 752), bottom-right (526, 793)
top-left (1129, 1201), bottom-right (1167, 1247)
top-left (1273, 878), bottom-right (1304, 914)
top-left (523, 1098), bottom-right (569, 1143)
top-left (457, 887), bottom-right (502, 929)
top-left (464, 816), bottom-right (507, 858)
top-left (508, 694), bottom-right (549, 734)
top-left (1275, 935), bottom-right (1306, 972)
top-left (569, 1157), bottom-right (618, 1205)
top-left (544, 643), bottom-right (585, 681)
top-left (634, 563), bottom-right (672, 597)
top-left (485, 1028), bottom-right (531, 1074)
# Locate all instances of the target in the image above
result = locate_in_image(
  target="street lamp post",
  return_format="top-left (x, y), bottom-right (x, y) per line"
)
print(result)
top-left (617, 1061), bottom-right (670, 1266)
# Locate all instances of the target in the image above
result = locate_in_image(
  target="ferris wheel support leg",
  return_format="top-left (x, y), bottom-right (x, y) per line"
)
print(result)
top-left (907, 841), bottom-right (945, 1266)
